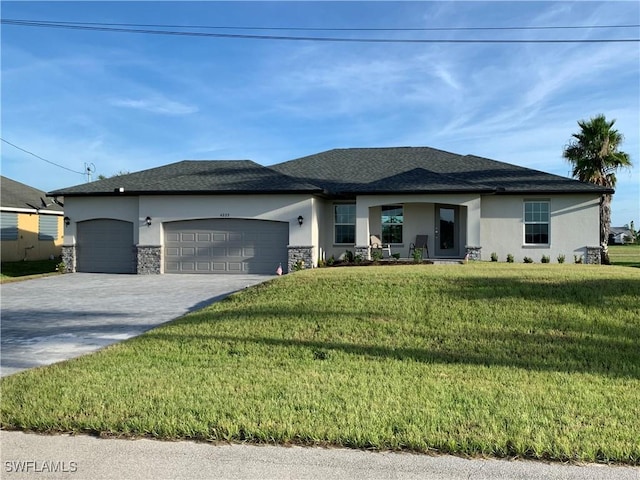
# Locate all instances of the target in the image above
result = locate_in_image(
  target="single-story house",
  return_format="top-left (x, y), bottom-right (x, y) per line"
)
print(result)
top-left (49, 146), bottom-right (610, 274)
top-left (1, 176), bottom-right (65, 262)
top-left (609, 227), bottom-right (635, 245)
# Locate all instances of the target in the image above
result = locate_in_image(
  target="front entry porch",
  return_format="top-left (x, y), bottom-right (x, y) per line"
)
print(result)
top-left (353, 197), bottom-right (482, 261)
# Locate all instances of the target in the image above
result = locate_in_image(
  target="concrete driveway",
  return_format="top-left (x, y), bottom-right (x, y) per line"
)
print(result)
top-left (0, 273), bottom-right (272, 377)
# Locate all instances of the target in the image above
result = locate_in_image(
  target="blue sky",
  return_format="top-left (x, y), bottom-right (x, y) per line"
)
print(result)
top-left (2, 1), bottom-right (638, 227)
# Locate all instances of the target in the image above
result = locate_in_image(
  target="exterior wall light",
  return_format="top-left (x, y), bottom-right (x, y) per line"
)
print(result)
top-left (297, 215), bottom-right (304, 226)
top-left (145, 216), bottom-right (152, 226)
top-left (64, 216), bottom-right (70, 226)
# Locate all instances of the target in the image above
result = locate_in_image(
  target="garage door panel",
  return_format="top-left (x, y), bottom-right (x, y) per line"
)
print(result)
top-left (164, 219), bottom-right (288, 274)
top-left (166, 262), bottom-right (179, 272)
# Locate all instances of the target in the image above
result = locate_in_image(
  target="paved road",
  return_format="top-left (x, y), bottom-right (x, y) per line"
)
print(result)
top-left (1, 431), bottom-right (638, 480)
top-left (0, 273), bottom-right (273, 376)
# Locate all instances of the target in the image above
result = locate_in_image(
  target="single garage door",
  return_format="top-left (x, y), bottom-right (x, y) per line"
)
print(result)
top-left (76, 219), bottom-right (135, 273)
top-left (164, 219), bottom-right (288, 274)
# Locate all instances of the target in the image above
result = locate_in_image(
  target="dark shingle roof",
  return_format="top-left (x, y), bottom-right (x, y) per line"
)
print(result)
top-left (49, 148), bottom-right (612, 197)
top-left (1, 176), bottom-right (64, 212)
top-left (270, 147), bottom-right (612, 195)
top-left (50, 160), bottom-right (323, 196)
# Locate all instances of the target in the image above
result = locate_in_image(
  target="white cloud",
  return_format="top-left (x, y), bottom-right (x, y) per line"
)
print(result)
top-left (109, 97), bottom-right (198, 115)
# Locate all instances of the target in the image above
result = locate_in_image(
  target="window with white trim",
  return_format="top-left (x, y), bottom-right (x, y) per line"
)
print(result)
top-left (382, 205), bottom-right (403, 244)
top-left (524, 201), bottom-right (549, 245)
top-left (334, 204), bottom-right (355, 244)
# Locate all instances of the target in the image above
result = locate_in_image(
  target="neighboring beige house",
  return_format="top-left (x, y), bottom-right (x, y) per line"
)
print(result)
top-left (50, 147), bottom-right (610, 274)
top-left (1, 176), bottom-right (64, 262)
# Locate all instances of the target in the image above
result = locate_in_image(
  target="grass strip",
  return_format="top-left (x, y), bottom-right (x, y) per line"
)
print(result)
top-left (1, 259), bottom-right (60, 282)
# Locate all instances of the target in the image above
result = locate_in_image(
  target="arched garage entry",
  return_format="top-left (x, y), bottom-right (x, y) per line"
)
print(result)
top-left (76, 219), bottom-right (135, 273)
top-left (164, 219), bottom-right (288, 274)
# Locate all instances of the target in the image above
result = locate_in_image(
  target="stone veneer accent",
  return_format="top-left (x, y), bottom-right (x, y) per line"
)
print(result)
top-left (585, 246), bottom-right (602, 265)
top-left (465, 245), bottom-right (482, 261)
top-left (61, 245), bottom-right (76, 273)
top-left (288, 246), bottom-right (315, 272)
top-left (355, 245), bottom-right (370, 261)
top-left (136, 245), bottom-right (162, 274)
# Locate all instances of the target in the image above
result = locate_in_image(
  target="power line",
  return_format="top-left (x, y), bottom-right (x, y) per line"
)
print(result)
top-left (1, 138), bottom-right (86, 175)
top-left (2, 19), bottom-right (638, 43)
top-left (5, 18), bottom-right (640, 32)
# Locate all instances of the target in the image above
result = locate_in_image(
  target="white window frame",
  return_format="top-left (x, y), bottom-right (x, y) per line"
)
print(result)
top-left (523, 200), bottom-right (550, 246)
top-left (334, 203), bottom-right (356, 245)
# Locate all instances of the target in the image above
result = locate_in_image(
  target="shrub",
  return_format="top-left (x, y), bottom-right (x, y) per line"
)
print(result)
top-left (506, 254), bottom-right (514, 263)
top-left (327, 255), bottom-right (335, 266)
top-left (391, 253), bottom-right (401, 261)
top-left (293, 259), bottom-right (305, 271)
top-left (344, 250), bottom-right (354, 263)
top-left (557, 254), bottom-right (565, 264)
top-left (574, 255), bottom-right (583, 264)
top-left (56, 262), bottom-right (66, 273)
top-left (541, 255), bottom-right (550, 264)
top-left (371, 250), bottom-right (383, 262)
top-left (523, 256), bottom-right (534, 264)
top-left (317, 258), bottom-right (326, 268)
top-left (412, 249), bottom-right (423, 263)
top-left (490, 252), bottom-right (498, 262)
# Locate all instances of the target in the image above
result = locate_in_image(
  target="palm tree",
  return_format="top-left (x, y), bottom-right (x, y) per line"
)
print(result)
top-left (563, 114), bottom-right (632, 264)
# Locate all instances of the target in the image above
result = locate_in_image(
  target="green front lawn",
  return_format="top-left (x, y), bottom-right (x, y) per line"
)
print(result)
top-left (0, 259), bottom-right (60, 282)
top-left (2, 264), bottom-right (638, 464)
top-left (609, 244), bottom-right (640, 267)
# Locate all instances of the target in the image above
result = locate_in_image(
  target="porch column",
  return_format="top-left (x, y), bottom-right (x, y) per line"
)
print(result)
top-left (355, 202), bottom-right (370, 260)
top-left (465, 197), bottom-right (482, 260)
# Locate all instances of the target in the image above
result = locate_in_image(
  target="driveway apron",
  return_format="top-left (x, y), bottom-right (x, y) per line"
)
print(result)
top-left (0, 273), bottom-right (272, 376)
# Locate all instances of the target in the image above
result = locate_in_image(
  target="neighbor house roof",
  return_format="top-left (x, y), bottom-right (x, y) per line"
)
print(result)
top-left (50, 160), bottom-right (324, 196)
top-left (610, 227), bottom-right (633, 235)
top-left (1, 176), bottom-right (64, 213)
top-left (49, 147), bottom-right (613, 197)
top-left (270, 147), bottom-right (613, 195)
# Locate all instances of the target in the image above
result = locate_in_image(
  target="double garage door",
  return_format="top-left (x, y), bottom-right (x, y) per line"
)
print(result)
top-left (165, 219), bottom-right (288, 274)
